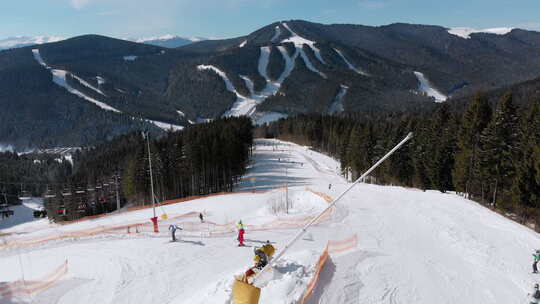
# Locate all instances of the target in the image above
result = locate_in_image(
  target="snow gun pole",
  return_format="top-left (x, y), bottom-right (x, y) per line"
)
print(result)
top-left (253, 132), bottom-right (413, 283)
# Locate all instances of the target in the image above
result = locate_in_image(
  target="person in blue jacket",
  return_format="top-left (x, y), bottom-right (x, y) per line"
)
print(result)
top-left (169, 224), bottom-right (182, 242)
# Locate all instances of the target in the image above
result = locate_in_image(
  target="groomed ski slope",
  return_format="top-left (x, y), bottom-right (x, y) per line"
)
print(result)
top-left (32, 49), bottom-right (183, 131)
top-left (414, 71), bottom-right (447, 102)
top-left (2, 138), bottom-right (540, 303)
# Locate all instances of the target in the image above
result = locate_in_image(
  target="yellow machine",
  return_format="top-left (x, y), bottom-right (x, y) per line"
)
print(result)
top-left (232, 279), bottom-right (261, 304)
top-left (232, 243), bottom-right (275, 304)
top-left (254, 243), bottom-right (275, 265)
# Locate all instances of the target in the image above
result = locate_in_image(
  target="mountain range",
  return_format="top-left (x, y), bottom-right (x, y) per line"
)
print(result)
top-left (1, 20), bottom-right (540, 149)
top-left (0, 35), bottom-right (207, 50)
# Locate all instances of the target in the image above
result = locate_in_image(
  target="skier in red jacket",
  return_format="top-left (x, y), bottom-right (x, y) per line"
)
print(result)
top-left (237, 220), bottom-right (245, 246)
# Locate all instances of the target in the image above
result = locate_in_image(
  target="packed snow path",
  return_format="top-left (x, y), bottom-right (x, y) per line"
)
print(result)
top-left (2, 139), bottom-right (540, 303)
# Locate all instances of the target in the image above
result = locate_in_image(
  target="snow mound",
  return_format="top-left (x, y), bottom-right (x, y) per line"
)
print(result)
top-left (447, 27), bottom-right (514, 39)
top-left (414, 71), bottom-right (447, 102)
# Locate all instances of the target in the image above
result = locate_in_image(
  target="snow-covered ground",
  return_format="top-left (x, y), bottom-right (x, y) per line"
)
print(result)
top-left (414, 71), bottom-right (448, 102)
top-left (2, 138), bottom-right (539, 303)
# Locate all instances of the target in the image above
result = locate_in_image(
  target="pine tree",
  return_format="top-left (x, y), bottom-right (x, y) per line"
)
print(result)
top-left (426, 104), bottom-right (457, 193)
top-left (453, 92), bottom-right (492, 197)
top-left (511, 99), bottom-right (540, 212)
top-left (478, 91), bottom-right (520, 209)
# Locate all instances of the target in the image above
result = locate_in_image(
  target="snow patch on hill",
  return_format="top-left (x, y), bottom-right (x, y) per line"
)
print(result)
top-left (239, 40), bottom-right (247, 48)
top-left (123, 55), bottom-right (138, 61)
top-left (146, 119), bottom-right (184, 131)
top-left (334, 48), bottom-right (368, 76)
top-left (414, 71), bottom-right (447, 102)
top-left (447, 27), bottom-right (514, 39)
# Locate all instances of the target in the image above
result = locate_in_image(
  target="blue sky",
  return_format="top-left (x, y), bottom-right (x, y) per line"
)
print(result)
top-left (1, 0), bottom-right (540, 39)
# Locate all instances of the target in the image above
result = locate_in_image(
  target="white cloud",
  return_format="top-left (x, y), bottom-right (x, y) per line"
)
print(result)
top-left (515, 22), bottom-right (540, 31)
top-left (70, 0), bottom-right (91, 9)
top-left (358, 0), bottom-right (388, 9)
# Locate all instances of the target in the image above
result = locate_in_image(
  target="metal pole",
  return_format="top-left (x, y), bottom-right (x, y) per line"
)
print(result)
top-left (253, 132), bottom-right (413, 283)
top-left (115, 174), bottom-right (120, 211)
top-left (146, 132), bottom-right (156, 218)
top-left (285, 165), bottom-right (288, 214)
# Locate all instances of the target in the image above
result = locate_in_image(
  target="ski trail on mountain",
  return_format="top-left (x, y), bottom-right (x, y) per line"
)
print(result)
top-left (32, 49), bottom-right (121, 113)
top-left (258, 46), bottom-right (272, 81)
top-left (198, 65), bottom-right (258, 117)
top-left (333, 48), bottom-right (369, 76)
top-left (281, 22), bottom-right (327, 78)
top-left (32, 49), bottom-right (183, 131)
top-left (328, 85), bottom-right (348, 114)
top-left (413, 71), bottom-right (447, 102)
top-left (271, 25), bottom-right (282, 42)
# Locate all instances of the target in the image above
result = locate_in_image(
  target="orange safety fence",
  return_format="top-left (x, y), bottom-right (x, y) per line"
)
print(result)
top-left (327, 234), bottom-right (358, 254)
top-left (0, 260), bottom-right (68, 298)
top-left (299, 246), bottom-right (329, 304)
top-left (305, 187), bottom-right (333, 203)
top-left (58, 188), bottom-right (281, 226)
top-left (1, 187), bottom-right (330, 249)
top-left (299, 234), bottom-right (358, 304)
top-left (0, 210), bottom-right (204, 249)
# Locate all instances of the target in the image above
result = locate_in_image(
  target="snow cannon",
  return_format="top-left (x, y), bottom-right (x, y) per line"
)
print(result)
top-left (232, 278), bottom-right (261, 304)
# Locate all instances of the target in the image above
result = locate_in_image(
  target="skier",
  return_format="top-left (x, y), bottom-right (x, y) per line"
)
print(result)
top-left (237, 220), bottom-right (245, 246)
top-left (530, 283), bottom-right (540, 304)
top-left (168, 224), bottom-right (182, 242)
top-left (199, 213), bottom-right (204, 223)
top-left (253, 241), bottom-right (276, 269)
top-left (243, 241), bottom-right (276, 283)
top-left (533, 250), bottom-right (540, 273)
top-left (328, 183), bottom-right (332, 190)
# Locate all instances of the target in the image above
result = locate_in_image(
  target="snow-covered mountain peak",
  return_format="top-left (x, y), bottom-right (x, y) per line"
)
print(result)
top-left (134, 35), bottom-right (207, 48)
top-left (135, 34), bottom-right (206, 43)
top-left (281, 22), bottom-right (317, 47)
top-left (0, 36), bottom-right (65, 50)
top-left (447, 27), bottom-right (514, 39)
